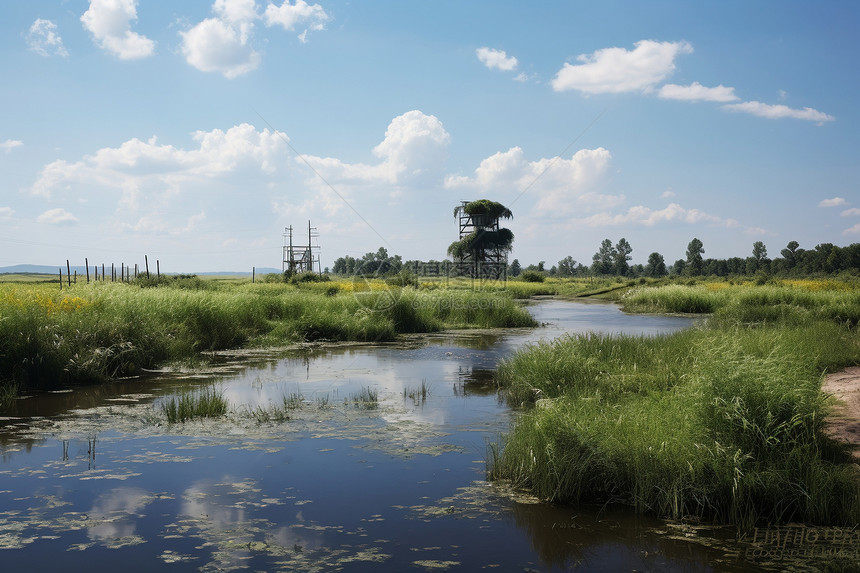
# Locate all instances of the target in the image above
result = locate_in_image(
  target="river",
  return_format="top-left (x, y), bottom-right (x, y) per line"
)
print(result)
top-left (0, 300), bottom-right (777, 571)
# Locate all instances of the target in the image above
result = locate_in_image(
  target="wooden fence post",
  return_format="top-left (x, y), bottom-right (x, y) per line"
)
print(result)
top-left (145, 255), bottom-right (150, 279)
top-left (59, 268), bottom-right (62, 290)
top-left (157, 259), bottom-right (160, 279)
top-left (86, 258), bottom-right (90, 283)
top-left (66, 260), bottom-right (71, 287)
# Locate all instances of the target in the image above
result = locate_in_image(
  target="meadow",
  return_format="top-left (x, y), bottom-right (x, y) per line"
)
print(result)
top-left (490, 278), bottom-right (860, 530)
top-left (0, 275), bottom-right (536, 403)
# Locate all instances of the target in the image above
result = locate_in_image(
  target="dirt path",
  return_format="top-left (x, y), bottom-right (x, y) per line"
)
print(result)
top-left (823, 366), bottom-right (860, 460)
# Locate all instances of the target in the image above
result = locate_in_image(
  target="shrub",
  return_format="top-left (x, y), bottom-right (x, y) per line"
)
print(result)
top-left (520, 270), bottom-right (545, 283)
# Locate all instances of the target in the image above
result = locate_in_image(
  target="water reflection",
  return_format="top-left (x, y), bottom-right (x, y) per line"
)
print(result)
top-left (1, 300), bottom-right (785, 572)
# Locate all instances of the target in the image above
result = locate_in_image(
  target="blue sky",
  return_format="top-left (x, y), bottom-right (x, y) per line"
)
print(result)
top-left (1, 0), bottom-right (857, 273)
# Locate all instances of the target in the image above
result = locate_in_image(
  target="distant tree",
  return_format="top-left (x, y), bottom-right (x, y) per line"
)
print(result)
top-left (549, 265), bottom-right (558, 276)
top-left (752, 241), bottom-right (768, 263)
top-left (333, 255), bottom-right (357, 275)
top-left (672, 259), bottom-right (687, 275)
top-left (685, 238), bottom-right (704, 275)
top-left (780, 240), bottom-right (801, 271)
top-left (613, 238), bottom-right (633, 276)
top-left (747, 241), bottom-right (770, 275)
top-left (592, 239), bottom-right (616, 275)
top-left (557, 256), bottom-right (577, 277)
top-left (537, 261), bottom-right (545, 272)
top-left (508, 258), bottom-right (522, 277)
top-left (645, 252), bottom-right (667, 277)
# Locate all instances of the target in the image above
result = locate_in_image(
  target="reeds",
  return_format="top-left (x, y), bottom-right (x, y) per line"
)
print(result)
top-left (349, 386), bottom-right (379, 410)
top-left (490, 285), bottom-right (860, 529)
top-left (0, 281), bottom-right (537, 395)
top-left (161, 386), bottom-right (228, 423)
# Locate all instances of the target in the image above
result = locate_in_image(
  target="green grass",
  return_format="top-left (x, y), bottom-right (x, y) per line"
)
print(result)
top-left (161, 386), bottom-right (228, 423)
top-left (0, 281), bottom-right (537, 398)
top-left (349, 386), bottom-right (379, 410)
top-left (248, 393), bottom-right (304, 423)
top-left (490, 282), bottom-right (860, 530)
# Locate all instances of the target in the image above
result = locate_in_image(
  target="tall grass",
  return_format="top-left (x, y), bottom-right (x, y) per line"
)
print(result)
top-left (0, 281), bottom-right (536, 395)
top-left (161, 386), bottom-right (228, 423)
top-left (491, 285), bottom-right (860, 530)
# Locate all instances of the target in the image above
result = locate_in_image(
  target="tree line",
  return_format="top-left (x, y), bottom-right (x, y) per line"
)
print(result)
top-left (330, 240), bottom-right (860, 279)
top-left (507, 239), bottom-right (860, 279)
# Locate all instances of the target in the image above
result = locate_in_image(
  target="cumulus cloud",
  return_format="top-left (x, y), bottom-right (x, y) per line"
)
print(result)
top-left (27, 18), bottom-right (69, 57)
top-left (577, 202), bottom-right (732, 228)
top-left (659, 81), bottom-right (738, 102)
top-left (38, 208), bottom-right (78, 225)
top-left (819, 197), bottom-right (847, 207)
top-left (844, 223), bottom-right (860, 236)
top-left (29, 123), bottom-right (288, 200)
top-left (723, 101), bottom-right (834, 124)
top-left (264, 0), bottom-right (330, 42)
top-left (81, 0), bottom-right (155, 60)
top-left (2, 139), bottom-right (23, 153)
top-left (180, 0), bottom-right (330, 76)
top-left (445, 146), bottom-right (615, 217)
top-left (551, 40), bottom-right (692, 94)
top-left (476, 47), bottom-right (518, 71)
top-left (841, 208), bottom-right (860, 217)
top-left (302, 110), bottom-right (451, 187)
top-left (180, 0), bottom-right (263, 79)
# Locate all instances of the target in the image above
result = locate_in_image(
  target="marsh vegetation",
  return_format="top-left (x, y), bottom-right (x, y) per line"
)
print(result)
top-left (490, 279), bottom-right (860, 531)
top-left (0, 277), bottom-right (536, 404)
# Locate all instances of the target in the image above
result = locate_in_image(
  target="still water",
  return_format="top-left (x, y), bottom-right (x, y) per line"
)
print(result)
top-left (0, 300), bottom-right (770, 571)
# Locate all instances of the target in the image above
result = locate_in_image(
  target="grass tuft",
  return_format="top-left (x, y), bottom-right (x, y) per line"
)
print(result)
top-left (161, 386), bottom-right (228, 423)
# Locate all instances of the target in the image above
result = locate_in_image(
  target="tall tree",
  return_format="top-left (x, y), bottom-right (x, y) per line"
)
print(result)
top-left (591, 239), bottom-right (616, 275)
top-left (557, 256), bottom-right (577, 277)
top-left (752, 241), bottom-right (768, 262)
top-left (508, 258), bottom-right (522, 277)
top-left (613, 238), bottom-right (633, 276)
top-left (685, 238), bottom-right (704, 275)
top-left (645, 252), bottom-right (667, 277)
top-left (781, 240), bottom-right (800, 270)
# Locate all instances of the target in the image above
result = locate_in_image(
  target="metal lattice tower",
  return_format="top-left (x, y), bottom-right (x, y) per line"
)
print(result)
top-left (282, 220), bottom-right (321, 274)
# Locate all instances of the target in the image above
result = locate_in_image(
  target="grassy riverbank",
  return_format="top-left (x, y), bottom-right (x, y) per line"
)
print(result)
top-left (0, 278), bottom-right (536, 401)
top-left (490, 280), bottom-right (860, 530)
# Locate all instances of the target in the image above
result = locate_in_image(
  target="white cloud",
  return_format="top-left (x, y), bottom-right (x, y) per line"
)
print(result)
top-left (659, 81), bottom-right (738, 102)
top-left (180, 17), bottom-right (260, 78)
top-left (841, 208), bottom-right (860, 217)
top-left (0, 207), bottom-right (14, 217)
top-left (214, 0), bottom-right (259, 24)
top-left (81, 0), bottom-right (155, 60)
top-left (38, 208), bottom-right (78, 225)
top-left (577, 202), bottom-right (731, 228)
top-left (264, 0), bottom-right (330, 42)
top-left (29, 124), bottom-right (289, 200)
top-left (551, 40), bottom-right (692, 94)
top-left (2, 139), bottom-right (23, 153)
top-left (303, 110), bottom-right (451, 187)
top-left (476, 47), bottom-right (518, 71)
top-left (819, 197), bottom-right (847, 207)
top-left (445, 146), bottom-right (615, 217)
top-left (27, 18), bottom-right (69, 57)
top-left (843, 223), bottom-right (860, 236)
top-left (723, 101), bottom-right (834, 124)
